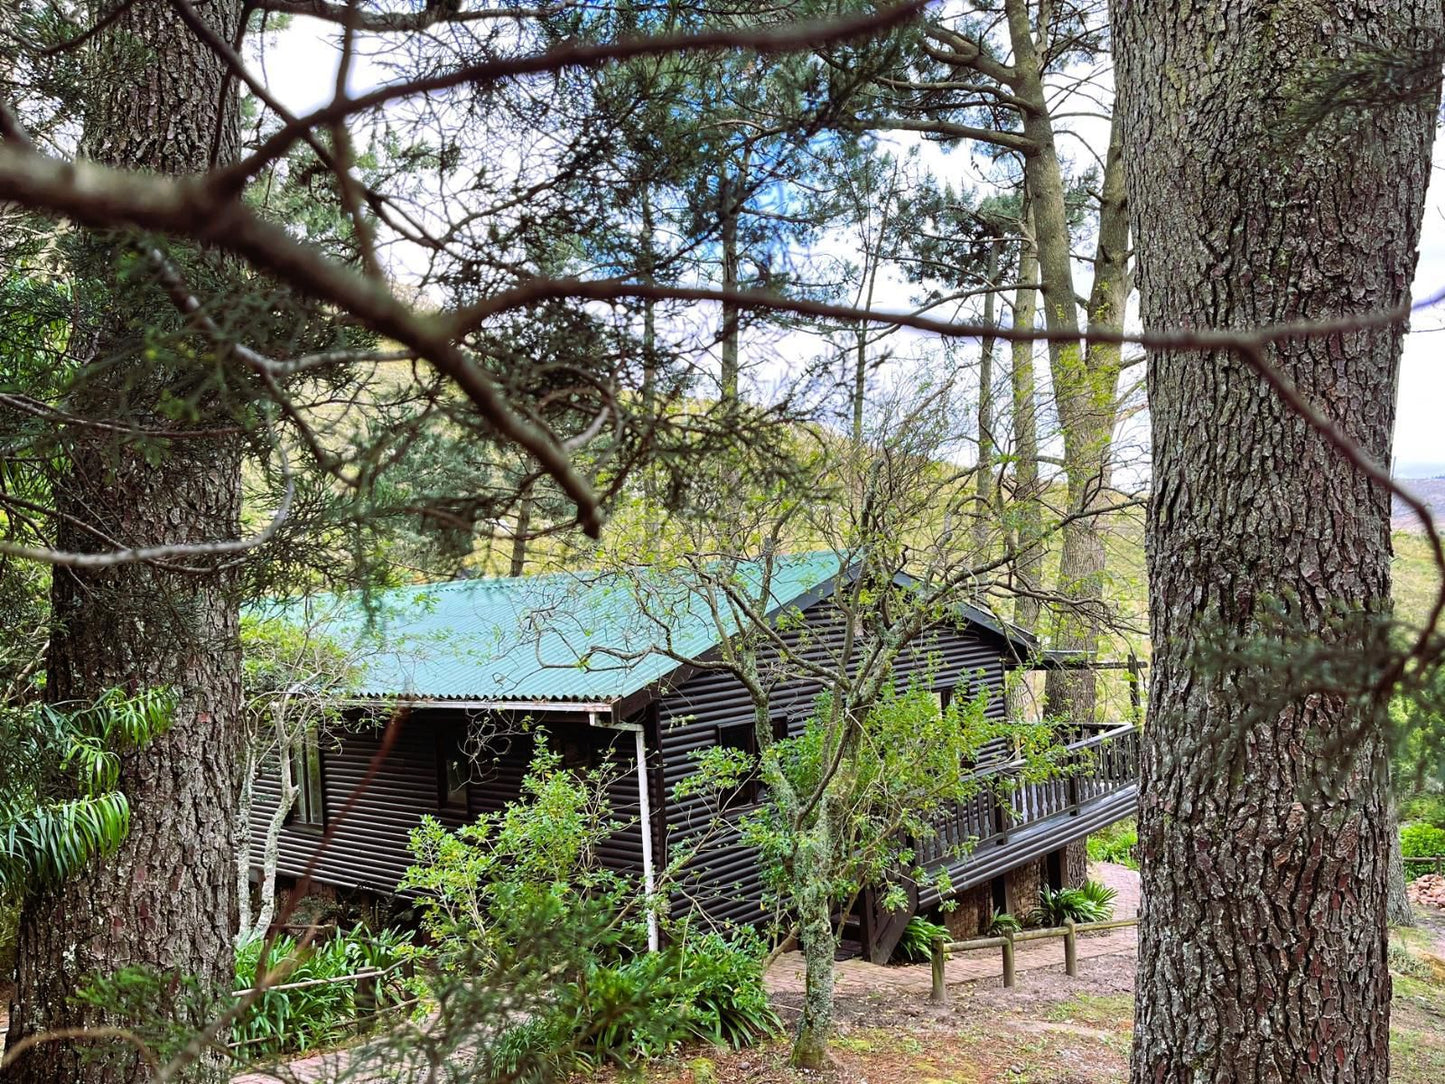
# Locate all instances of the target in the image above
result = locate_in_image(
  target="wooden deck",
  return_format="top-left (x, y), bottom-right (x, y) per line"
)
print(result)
top-left (859, 722), bottom-right (1141, 961)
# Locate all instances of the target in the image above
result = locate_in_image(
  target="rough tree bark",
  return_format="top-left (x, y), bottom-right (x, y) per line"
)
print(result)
top-left (788, 789), bottom-right (844, 1070)
top-left (972, 240), bottom-right (999, 562)
top-left (1005, 214), bottom-right (1045, 731)
top-left (5, 4), bottom-right (245, 1083)
top-left (1008, 211), bottom-right (1042, 644)
top-left (1386, 793), bottom-right (1415, 927)
top-left (1115, 0), bottom-right (1440, 1080)
top-left (719, 168), bottom-right (741, 403)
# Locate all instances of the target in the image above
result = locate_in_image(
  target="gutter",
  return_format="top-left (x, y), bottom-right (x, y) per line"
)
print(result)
top-left (339, 697), bottom-right (618, 716)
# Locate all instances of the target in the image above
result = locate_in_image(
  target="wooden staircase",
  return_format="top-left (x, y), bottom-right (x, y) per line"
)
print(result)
top-left (849, 723), bottom-right (1142, 964)
top-left (856, 877), bottom-right (919, 964)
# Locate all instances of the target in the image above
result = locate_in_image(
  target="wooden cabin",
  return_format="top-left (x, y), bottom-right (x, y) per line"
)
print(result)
top-left (249, 554), bottom-right (1139, 962)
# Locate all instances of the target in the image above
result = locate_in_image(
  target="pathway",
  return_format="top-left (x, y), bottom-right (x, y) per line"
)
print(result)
top-left (232, 865), bottom-right (1142, 1081)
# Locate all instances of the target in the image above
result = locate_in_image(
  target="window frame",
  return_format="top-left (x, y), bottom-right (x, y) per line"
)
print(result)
top-left (287, 727), bottom-right (326, 827)
top-left (555, 730), bottom-right (594, 772)
top-left (436, 730), bottom-right (470, 812)
top-left (714, 722), bottom-right (761, 809)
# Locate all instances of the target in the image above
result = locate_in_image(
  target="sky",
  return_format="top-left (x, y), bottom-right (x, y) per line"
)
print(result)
top-left (254, 20), bottom-right (1445, 481)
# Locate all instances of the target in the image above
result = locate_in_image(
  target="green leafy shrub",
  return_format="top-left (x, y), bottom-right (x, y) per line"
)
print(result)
top-left (1402, 822), bottom-right (1445, 857)
top-left (1400, 792), bottom-right (1445, 830)
top-left (891, 915), bottom-right (951, 963)
top-left (673, 929), bottom-right (781, 1049)
top-left (1, 688), bottom-right (174, 894)
top-left (985, 909), bottom-right (1021, 936)
top-left (399, 733), bottom-right (628, 970)
top-left (1031, 880), bottom-right (1118, 926)
top-left (1401, 822), bottom-right (1445, 879)
top-left (398, 740), bottom-right (778, 1075)
top-left (0, 897), bottom-right (16, 975)
top-left (1086, 820), bottom-right (1139, 869)
top-left (1079, 878), bottom-right (1120, 914)
top-left (473, 925), bottom-right (777, 1073)
top-left (232, 925), bottom-right (419, 1058)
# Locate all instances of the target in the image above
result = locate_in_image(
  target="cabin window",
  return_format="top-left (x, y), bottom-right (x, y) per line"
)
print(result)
top-left (715, 723), bottom-right (759, 808)
top-left (288, 729), bottom-right (325, 826)
top-left (554, 731), bottom-right (594, 772)
top-left (437, 733), bottom-right (470, 811)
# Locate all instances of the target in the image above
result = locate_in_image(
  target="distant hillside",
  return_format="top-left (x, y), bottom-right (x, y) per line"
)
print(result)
top-left (1394, 529), bottom-right (1444, 632)
top-left (1393, 477), bottom-right (1445, 533)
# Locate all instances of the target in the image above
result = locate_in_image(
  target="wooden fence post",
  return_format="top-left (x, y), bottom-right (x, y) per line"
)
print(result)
top-left (1064, 919), bottom-right (1077, 977)
top-left (1002, 931), bottom-right (1016, 988)
top-left (931, 938), bottom-right (947, 1004)
top-left (356, 972), bottom-right (378, 1032)
top-left (1127, 653), bottom-right (1143, 725)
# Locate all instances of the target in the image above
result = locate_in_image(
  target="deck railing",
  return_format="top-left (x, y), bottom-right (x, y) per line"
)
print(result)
top-left (913, 722), bottom-right (1140, 867)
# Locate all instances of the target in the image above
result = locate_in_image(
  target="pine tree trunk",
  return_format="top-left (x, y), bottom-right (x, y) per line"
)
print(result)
top-left (1005, 0), bottom-right (1121, 723)
top-left (1386, 793), bottom-right (1415, 927)
top-left (509, 481), bottom-right (534, 577)
top-left (5, 4), bottom-right (245, 1083)
top-left (1042, 112), bottom-right (1128, 724)
top-left (1115, 0), bottom-right (1440, 1079)
top-left (719, 170), bottom-right (740, 403)
top-left (1008, 216), bottom-right (1042, 646)
top-left (973, 241), bottom-right (999, 562)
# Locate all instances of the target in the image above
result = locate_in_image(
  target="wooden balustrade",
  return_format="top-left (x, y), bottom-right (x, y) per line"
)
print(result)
top-left (912, 723), bottom-right (1140, 868)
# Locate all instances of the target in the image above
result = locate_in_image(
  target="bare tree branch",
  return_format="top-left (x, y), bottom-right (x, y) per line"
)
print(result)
top-left (247, 0), bottom-right (554, 33)
top-left (216, 0), bottom-right (932, 191)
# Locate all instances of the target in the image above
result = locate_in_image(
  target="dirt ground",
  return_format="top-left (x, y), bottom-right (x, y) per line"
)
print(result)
top-left (1412, 901), bottom-right (1445, 959)
top-left (7, 894), bottom-right (1445, 1083)
top-left (637, 913), bottom-right (1445, 1084)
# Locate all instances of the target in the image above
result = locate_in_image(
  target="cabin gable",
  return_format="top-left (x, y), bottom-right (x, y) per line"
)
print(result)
top-left (651, 597), bottom-right (1021, 927)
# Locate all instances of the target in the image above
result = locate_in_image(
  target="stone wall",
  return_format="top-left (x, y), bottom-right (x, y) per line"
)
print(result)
top-left (941, 882), bottom-right (994, 939)
top-left (1005, 857), bottom-right (1046, 916)
top-left (936, 840), bottom-right (1089, 939)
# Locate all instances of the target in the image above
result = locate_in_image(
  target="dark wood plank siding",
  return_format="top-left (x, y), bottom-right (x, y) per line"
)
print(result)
top-left (249, 710), bottom-right (648, 895)
top-left (249, 603), bottom-right (1024, 919)
top-left (250, 714), bottom-right (472, 895)
top-left (655, 601), bottom-right (1016, 927)
top-left (596, 727), bottom-right (648, 878)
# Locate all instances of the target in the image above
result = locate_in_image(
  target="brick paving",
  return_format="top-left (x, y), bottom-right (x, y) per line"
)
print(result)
top-left (764, 862), bottom-right (1141, 1000)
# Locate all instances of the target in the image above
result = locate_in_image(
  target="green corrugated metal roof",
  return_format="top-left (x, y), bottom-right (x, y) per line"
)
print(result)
top-left (254, 552), bottom-right (844, 703)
